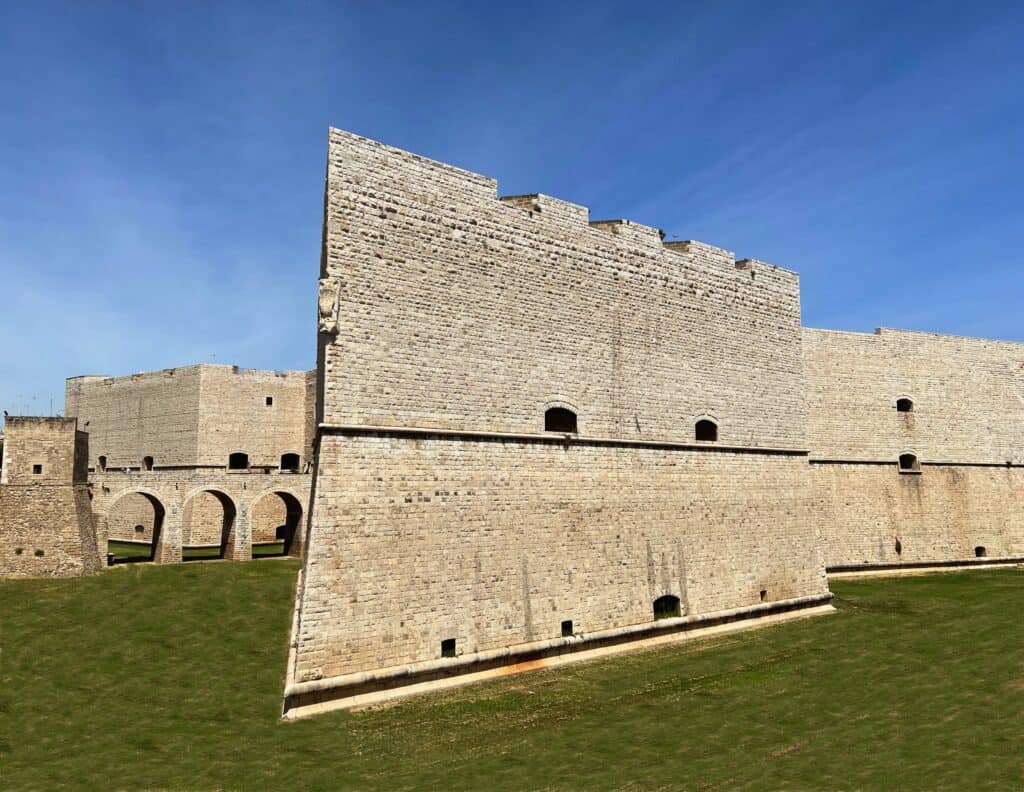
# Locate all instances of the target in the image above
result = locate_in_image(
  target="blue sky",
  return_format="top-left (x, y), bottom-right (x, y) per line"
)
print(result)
top-left (2, 1), bottom-right (1022, 415)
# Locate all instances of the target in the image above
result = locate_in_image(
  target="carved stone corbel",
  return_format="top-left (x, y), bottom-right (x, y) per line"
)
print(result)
top-left (318, 276), bottom-right (341, 335)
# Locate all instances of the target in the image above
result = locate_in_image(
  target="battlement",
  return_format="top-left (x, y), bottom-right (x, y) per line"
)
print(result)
top-left (328, 127), bottom-right (781, 285)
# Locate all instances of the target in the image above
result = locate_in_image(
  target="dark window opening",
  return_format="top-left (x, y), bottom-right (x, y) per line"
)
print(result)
top-left (142, 456), bottom-right (154, 471)
top-left (895, 538), bottom-right (902, 556)
top-left (32, 464), bottom-right (42, 475)
top-left (759, 589), bottom-right (767, 603)
top-left (98, 456), bottom-right (107, 472)
top-left (441, 638), bottom-right (456, 658)
top-left (280, 453), bottom-right (300, 472)
top-left (544, 407), bottom-right (578, 433)
top-left (695, 419), bottom-right (718, 442)
top-left (561, 620), bottom-right (573, 637)
top-left (896, 398), bottom-right (913, 413)
top-left (898, 453), bottom-right (920, 472)
top-left (228, 452), bottom-right (249, 470)
top-left (134, 524), bottom-right (145, 534)
top-left (265, 396), bottom-right (273, 406)
top-left (653, 594), bottom-right (681, 620)
top-left (974, 546), bottom-right (987, 558)
top-left (34, 549), bottom-right (45, 557)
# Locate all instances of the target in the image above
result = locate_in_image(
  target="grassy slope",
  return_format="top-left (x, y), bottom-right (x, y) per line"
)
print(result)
top-left (1, 563), bottom-right (1021, 791)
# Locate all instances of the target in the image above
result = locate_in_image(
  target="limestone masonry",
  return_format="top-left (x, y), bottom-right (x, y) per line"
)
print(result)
top-left (283, 128), bottom-right (1023, 715)
top-left (0, 417), bottom-right (101, 576)
top-left (65, 365), bottom-right (315, 562)
top-left (804, 327), bottom-right (1024, 568)
top-left (1, 126), bottom-right (1020, 713)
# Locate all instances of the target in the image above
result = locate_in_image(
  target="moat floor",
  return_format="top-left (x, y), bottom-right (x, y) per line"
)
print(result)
top-left (1, 563), bottom-right (1021, 790)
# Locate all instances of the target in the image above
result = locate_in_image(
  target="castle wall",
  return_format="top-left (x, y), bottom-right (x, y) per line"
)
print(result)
top-left (65, 368), bottom-right (203, 469)
top-left (0, 417), bottom-right (102, 577)
top-left (297, 435), bottom-right (825, 683)
top-left (289, 129), bottom-right (831, 711)
top-left (811, 463), bottom-right (1024, 567)
top-left (804, 328), bottom-right (1024, 567)
top-left (317, 132), bottom-right (807, 446)
top-left (196, 367), bottom-right (312, 469)
top-left (66, 365), bottom-right (316, 472)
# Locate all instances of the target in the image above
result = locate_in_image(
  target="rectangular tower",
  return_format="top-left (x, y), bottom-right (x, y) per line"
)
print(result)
top-left (0, 417), bottom-right (100, 577)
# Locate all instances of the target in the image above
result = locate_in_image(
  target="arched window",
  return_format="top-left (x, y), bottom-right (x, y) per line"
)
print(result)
top-left (898, 453), bottom-right (920, 473)
top-left (653, 594), bottom-right (681, 620)
top-left (544, 407), bottom-right (578, 433)
top-left (280, 453), bottom-right (300, 472)
top-left (228, 452), bottom-right (249, 470)
top-left (896, 398), bottom-right (914, 413)
top-left (695, 419), bottom-right (718, 442)
top-left (142, 456), bottom-right (154, 471)
top-left (98, 455), bottom-right (107, 472)
top-left (974, 546), bottom-right (987, 558)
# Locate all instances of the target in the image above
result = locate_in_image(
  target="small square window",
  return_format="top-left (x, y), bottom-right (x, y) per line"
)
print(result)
top-left (561, 620), bottom-right (573, 637)
top-left (265, 396), bottom-right (273, 406)
top-left (32, 464), bottom-right (42, 475)
top-left (441, 638), bottom-right (456, 658)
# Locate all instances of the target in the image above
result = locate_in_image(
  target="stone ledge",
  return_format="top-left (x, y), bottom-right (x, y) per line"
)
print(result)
top-left (318, 424), bottom-right (809, 456)
top-left (281, 593), bottom-right (834, 719)
top-left (827, 557), bottom-right (1024, 577)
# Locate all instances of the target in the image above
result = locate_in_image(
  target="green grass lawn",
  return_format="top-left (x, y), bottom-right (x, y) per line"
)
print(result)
top-left (253, 541), bottom-right (286, 557)
top-left (108, 541), bottom-right (286, 563)
top-left (107, 540), bottom-right (154, 561)
top-left (1, 564), bottom-right (1021, 790)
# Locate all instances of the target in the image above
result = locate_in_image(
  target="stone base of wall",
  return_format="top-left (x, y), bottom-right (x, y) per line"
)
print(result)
top-left (0, 484), bottom-right (102, 577)
top-left (288, 431), bottom-right (831, 710)
top-left (812, 463), bottom-right (1024, 568)
top-left (283, 594), bottom-right (834, 718)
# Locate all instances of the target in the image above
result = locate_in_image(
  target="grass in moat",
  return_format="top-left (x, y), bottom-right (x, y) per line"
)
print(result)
top-left (1, 563), bottom-right (1022, 791)
top-left (107, 539), bottom-right (153, 561)
top-left (108, 540), bottom-right (286, 562)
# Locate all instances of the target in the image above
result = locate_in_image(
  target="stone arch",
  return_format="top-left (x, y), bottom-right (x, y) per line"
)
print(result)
top-left (249, 489), bottom-right (304, 557)
top-left (693, 414), bottom-right (719, 442)
top-left (182, 488), bottom-right (238, 560)
top-left (104, 488), bottom-right (168, 563)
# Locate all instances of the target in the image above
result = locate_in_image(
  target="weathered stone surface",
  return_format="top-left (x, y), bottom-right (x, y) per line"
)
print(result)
top-left (803, 327), bottom-right (1024, 567)
top-left (288, 128), bottom-right (830, 709)
top-left (0, 417), bottom-right (101, 577)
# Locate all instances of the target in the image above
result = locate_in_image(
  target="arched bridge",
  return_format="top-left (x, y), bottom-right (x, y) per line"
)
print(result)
top-left (89, 470), bottom-right (312, 563)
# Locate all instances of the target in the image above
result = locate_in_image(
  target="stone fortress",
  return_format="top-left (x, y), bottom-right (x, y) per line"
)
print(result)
top-left (282, 129), bottom-right (1023, 716)
top-left (1, 127), bottom-right (1021, 714)
top-left (68, 364), bottom-right (317, 563)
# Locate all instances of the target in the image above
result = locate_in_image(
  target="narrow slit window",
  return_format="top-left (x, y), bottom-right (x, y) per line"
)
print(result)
top-left (142, 456), bottom-right (154, 471)
top-left (265, 396), bottom-right (273, 406)
top-left (896, 398), bottom-right (913, 413)
top-left (653, 594), bottom-right (681, 620)
top-left (544, 407), bottom-right (577, 433)
top-left (441, 638), bottom-right (456, 658)
top-left (561, 620), bottom-right (573, 637)
top-left (98, 456), bottom-right (107, 472)
top-left (695, 419), bottom-right (718, 442)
